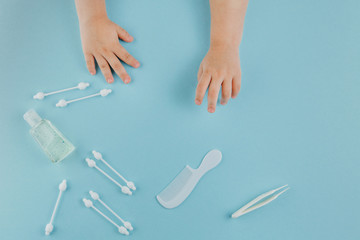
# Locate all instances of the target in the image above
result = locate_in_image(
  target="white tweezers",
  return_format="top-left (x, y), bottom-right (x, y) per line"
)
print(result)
top-left (231, 184), bottom-right (290, 218)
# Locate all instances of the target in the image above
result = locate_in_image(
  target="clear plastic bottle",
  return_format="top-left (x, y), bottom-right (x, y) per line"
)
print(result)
top-left (23, 109), bottom-right (75, 163)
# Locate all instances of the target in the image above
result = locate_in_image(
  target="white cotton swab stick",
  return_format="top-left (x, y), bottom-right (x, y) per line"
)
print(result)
top-left (89, 190), bottom-right (133, 231)
top-left (34, 82), bottom-right (90, 100)
top-left (83, 198), bottom-right (129, 235)
top-left (92, 150), bottom-right (136, 191)
top-left (85, 158), bottom-right (132, 196)
top-left (56, 89), bottom-right (112, 107)
top-left (45, 179), bottom-right (67, 236)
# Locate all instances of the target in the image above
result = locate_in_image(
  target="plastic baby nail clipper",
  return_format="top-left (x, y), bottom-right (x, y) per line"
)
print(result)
top-left (56, 89), bottom-right (112, 107)
top-left (231, 184), bottom-right (290, 218)
top-left (34, 82), bottom-right (90, 100)
top-left (83, 198), bottom-right (129, 235)
top-left (89, 190), bottom-right (133, 231)
top-left (92, 150), bottom-right (136, 191)
top-left (45, 179), bottom-right (67, 235)
top-left (85, 158), bottom-right (132, 195)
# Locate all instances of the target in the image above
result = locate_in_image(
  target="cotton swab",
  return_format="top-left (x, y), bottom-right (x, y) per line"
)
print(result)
top-left (85, 158), bottom-right (132, 196)
top-left (89, 190), bottom-right (133, 231)
top-left (231, 184), bottom-right (290, 218)
top-left (56, 89), bottom-right (112, 107)
top-left (83, 198), bottom-right (129, 235)
top-left (45, 179), bottom-right (67, 235)
top-left (92, 150), bottom-right (136, 191)
top-left (34, 82), bottom-right (90, 100)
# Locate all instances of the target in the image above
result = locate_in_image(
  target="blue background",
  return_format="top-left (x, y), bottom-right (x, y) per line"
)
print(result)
top-left (0, 0), bottom-right (359, 239)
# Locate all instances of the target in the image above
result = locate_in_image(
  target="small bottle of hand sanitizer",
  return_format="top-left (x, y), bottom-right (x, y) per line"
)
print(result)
top-left (23, 109), bottom-right (75, 163)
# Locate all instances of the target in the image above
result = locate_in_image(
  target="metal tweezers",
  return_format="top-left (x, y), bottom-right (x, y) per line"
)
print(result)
top-left (231, 184), bottom-right (290, 218)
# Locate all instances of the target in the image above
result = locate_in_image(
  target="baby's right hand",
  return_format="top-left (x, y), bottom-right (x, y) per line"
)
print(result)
top-left (79, 16), bottom-right (140, 84)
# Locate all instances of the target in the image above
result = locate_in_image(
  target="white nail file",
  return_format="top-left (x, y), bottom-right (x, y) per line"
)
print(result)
top-left (156, 149), bottom-right (222, 209)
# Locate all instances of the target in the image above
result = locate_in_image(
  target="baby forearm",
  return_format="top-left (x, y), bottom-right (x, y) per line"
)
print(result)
top-left (209, 0), bottom-right (248, 48)
top-left (75, 0), bottom-right (107, 24)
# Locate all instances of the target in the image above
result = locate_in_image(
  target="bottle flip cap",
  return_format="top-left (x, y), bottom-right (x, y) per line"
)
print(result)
top-left (24, 109), bottom-right (42, 127)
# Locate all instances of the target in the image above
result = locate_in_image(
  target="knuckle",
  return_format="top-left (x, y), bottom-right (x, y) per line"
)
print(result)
top-left (213, 70), bottom-right (224, 78)
top-left (208, 90), bottom-right (218, 99)
top-left (223, 92), bottom-right (231, 99)
top-left (111, 43), bottom-right (119, 49)
top-left (123, 31), bottom-right (130, 37)
top-left (212, 71), bottom-right (219, 78)
top-left (197, 82), bottom-right (208, 91)
top-left (112, 62), bottom-right (122, 70)
top-left (218, 69), bottom-right (226, 76)
top-left (100, 47), bottom-right (109, 54)
top-left (86, 59), bottom-right (93, 66)
top-left (233, 89), bottom-right (240, 95)
top-left (84, 53), bottom-right (92, 60)
top-left (225, 74), bottom-right (233, 80)
top-left (123, 53), bottom-right (131, 62)
top-left (198, 80), bottom-right (207, 87)
top-left (103, 72), bottom-right (111, 78)
top-left (119, 27), bottom-right (126, 34)
top-left (118, 27), bottom-right (124, 33)
top-left (120, 74), bottom-right (129, 80)
top-left (99, 63), bottom-right (108, 69)
top-left (203, 69), bottom-right (211, 76)
top-left (196, 89), bottom-right (204, 97)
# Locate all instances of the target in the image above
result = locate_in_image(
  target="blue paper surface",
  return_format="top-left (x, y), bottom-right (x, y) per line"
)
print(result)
top-left (0, 0), bottom-right (359, 239)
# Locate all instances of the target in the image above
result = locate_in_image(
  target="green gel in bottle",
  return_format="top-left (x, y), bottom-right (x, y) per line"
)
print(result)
top-left (23, 109), bottom-right (75, 163)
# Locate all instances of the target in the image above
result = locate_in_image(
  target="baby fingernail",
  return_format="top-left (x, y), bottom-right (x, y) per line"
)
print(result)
top-left (195, 99), bottom-right (201, 105)
top-left (135, 62), bottom-right (140, 68)
top-left (107, 78), bottom-right (113, 83)
top-left (208, 107), bottom-right (215, 113)
top-left (124, 77), bottom-right (131, 84)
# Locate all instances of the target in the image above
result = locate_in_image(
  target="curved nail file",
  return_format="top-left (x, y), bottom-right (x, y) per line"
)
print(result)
top-left (157, 149), bottom-right (222, 209)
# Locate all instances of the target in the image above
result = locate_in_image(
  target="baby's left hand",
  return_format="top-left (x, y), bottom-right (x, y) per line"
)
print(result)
top-left (195, 45), bottom-right (241, 113)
